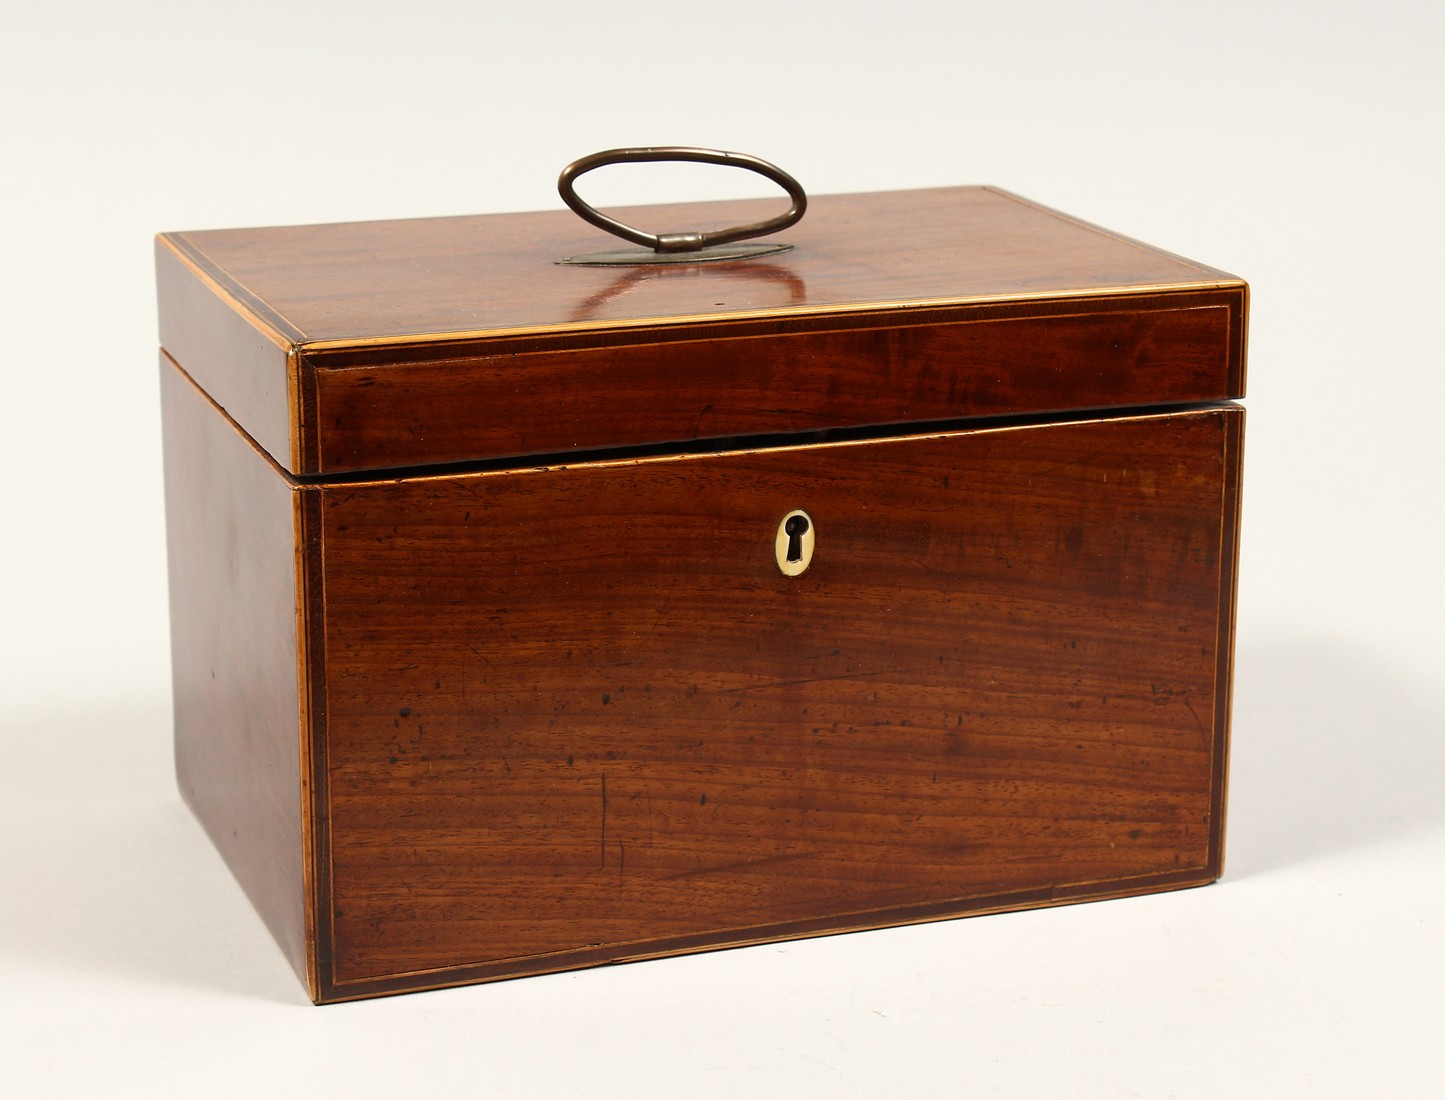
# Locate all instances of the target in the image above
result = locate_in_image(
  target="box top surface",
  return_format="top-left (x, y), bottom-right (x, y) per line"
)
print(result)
top-left (162, 186), bottom-right (1235, 346)
top-left (156, 186), bottom-right (1247, 476)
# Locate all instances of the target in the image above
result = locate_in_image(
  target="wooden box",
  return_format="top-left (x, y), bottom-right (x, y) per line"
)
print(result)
top-left (156, 186), bottom-right (1246, 1003)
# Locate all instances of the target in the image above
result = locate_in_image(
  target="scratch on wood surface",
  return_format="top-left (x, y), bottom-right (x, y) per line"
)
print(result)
top-left (651, 574), bottom-right (679, 633)
top-left (1031, 445), bottom-right (1113, 480)
top-left (689, 403), bottom-right (716, 440)
top-left (600, 771), bottom-right (608, 869)
top-left (1181, 693), bottom-right (1208, 746)
top-left (712, 667), bottom-right (923, 694)
top-left (1151, 683), bottom-right (1209, 747)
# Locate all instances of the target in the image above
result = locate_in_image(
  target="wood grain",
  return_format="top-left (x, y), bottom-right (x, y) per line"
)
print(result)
top-left (155, 239), bottom-right (299, 472)
top-left (165, 186), bottom-right (1240, 342)
top-left (310, 405), bottom-right (1240, 1000)
top-left (157, 187), bottom-right (1247, 475)
top-left (160, 353), bottom-right (311, 993)
top-left (305, 292), bottom-right (1240, 474)
top-left (156, 185), bottom-right (1247, 1003)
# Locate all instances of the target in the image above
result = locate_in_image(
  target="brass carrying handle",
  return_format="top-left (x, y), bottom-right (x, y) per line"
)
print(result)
top-left (557, 147), bottom-right (807, 253)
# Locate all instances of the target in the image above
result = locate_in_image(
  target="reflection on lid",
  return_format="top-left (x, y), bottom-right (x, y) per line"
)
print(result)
top-left (568, 259), bottom-right (809, 323)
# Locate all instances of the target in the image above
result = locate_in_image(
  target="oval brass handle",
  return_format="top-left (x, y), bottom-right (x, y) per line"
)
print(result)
top-left (557, 147), bottom-right (807, 253)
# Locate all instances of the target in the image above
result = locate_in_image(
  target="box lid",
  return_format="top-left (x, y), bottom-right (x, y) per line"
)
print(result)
top-left (156, 185), bottom-right (1246, 476)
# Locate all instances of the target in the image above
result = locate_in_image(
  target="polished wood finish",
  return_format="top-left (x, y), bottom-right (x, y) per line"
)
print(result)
top-left (160, 355), bottom-right (312, 994)
top-left (304, 292), bottom-right (1238, 473)
top-left (157, 187), bottom-right (1246, 474)
top-left (310, 406), bottom-right (1240, 1000)
top-left (155, 240), bottom-right (300, 471)
top-left (156, 187), bottom-right (1247, 1002)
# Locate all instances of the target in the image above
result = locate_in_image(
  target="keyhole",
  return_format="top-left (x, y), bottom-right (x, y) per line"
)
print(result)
top-left (776, 508), bottom-right (815, 576)
top-left (784, 514), bottom-right (810, 562)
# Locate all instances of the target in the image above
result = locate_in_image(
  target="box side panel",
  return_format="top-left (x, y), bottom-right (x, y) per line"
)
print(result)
top-left (1210, 409), bottom-right (1244, 874)
top-left (306, 290), bottom-right (1244, 474)
top-left (314, 406), bottom-right (1237, 1000)
top-left (156, 236), bottom-right (298, 473)
top-left (160, 354), bottom-right (310, 992)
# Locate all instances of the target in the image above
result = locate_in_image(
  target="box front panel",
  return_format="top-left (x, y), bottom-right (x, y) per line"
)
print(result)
top-left (314, 407), bottom-right (1239, 999)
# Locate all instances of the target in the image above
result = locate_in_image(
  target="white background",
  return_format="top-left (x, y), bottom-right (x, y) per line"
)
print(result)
top-left (3, 1), bottom-right (1442, 1096)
